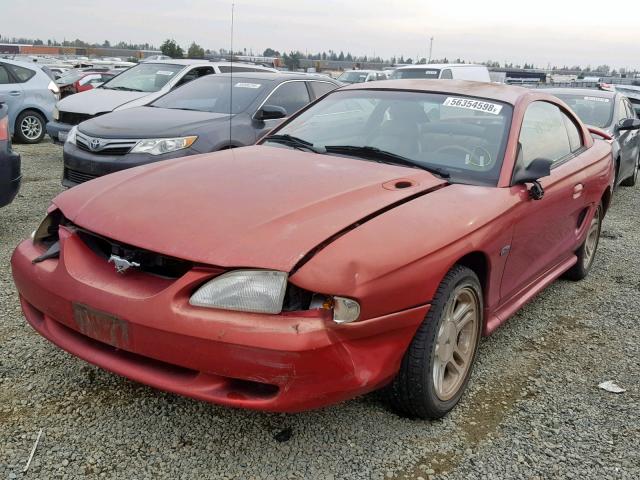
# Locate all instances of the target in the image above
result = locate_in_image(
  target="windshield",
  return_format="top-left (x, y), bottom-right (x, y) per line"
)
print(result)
top-left (266, 90), bottom-right (512, 186)
top-left (553, 94), bottom-right (614, 128)
top-left (337, 71), bottom-right (370, 83)
top-left (151, 76), bottom-right (269, 114)
top-left (391, 68), bottom-right (441, 79)
top-left (100, 63), bottom-right (184, 92)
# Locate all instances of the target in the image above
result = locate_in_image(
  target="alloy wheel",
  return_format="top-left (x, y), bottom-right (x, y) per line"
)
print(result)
top-left (583, 207), bottom-right (601, 269)
top-left (20, 115), bottom-right (43, 140)
top-left (433, 286), bottom-right (480, 401)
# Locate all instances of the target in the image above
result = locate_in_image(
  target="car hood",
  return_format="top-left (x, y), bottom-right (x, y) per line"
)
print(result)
top-left (53, 146), bottom-right (448, 271)
top-left (57, 88), bottom-right (149, 115)
top-left (78, 107), bottom-right (230, 138)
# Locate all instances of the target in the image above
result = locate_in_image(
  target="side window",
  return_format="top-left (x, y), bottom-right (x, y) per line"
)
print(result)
top-left (561, 112), bottom-right (583, 152)
top-left (175, 67), bottom-right (213, 87)
top-left (616, 98), bottom-right (628, 123)
top-left (6, 64), bottom-right (36, 82)
top-left (440, 69), bottom-right (453, 79)
top-left (232, 66), bottom-right (262, 73)
top-left (0, 64), bottom-right (11, 84)
top-left (264, 81), bottom-right (311, 116)
top-left (625, 100), bottom-right (636, 119)
top-left (519, 102), bottom-right (572, 168)
top-left (308, 81), bottom-right (336, 99)
top-left (218, 66), bottom-right (262, 73)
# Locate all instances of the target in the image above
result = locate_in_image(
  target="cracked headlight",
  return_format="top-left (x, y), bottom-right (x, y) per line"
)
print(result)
top-left (190, 270), bottom-right (288, 314)
top-left (130, 136), bottom-right (197, 156)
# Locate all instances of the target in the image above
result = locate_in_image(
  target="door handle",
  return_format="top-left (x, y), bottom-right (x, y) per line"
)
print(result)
top-left (9, 91), bottom-right (21, 96)
top-left (573, 183), bottom-right (584, 199)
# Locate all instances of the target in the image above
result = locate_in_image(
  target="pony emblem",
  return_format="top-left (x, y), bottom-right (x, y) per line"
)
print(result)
top-left (109, 254), bottom-right (140, 274)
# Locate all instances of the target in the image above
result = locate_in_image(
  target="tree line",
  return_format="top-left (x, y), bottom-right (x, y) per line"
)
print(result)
top-left (0, 35), bottom-right (633, 75)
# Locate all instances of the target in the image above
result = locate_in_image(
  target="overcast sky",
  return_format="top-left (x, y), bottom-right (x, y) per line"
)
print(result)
top-left (3, 0), bottom-right (639, 69)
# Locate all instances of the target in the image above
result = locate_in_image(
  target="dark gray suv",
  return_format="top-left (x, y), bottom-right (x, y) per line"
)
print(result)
top-left (62, 72), bottom-right (340, 186)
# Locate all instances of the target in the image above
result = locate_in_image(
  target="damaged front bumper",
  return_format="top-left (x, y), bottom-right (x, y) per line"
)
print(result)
top-left (11, 226), bottom-right (428, 412)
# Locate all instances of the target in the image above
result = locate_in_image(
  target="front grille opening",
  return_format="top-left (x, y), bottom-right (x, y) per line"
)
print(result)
top-left (76, 140), bottom-right (132, 156)
top-left (76, 229), bottom-right (193, 279)
top-left (64, 167), bottom-right (99, 185)
top-left (59, 111), bottom-right (93, 125)
top-left (227, 378), bottom-right (279, 399)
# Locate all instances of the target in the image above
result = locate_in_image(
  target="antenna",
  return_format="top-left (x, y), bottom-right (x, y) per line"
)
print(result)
top-left (229, 2), bottom-right (235, 146)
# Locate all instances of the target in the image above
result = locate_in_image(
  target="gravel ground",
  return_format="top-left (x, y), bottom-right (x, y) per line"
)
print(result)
top-left (1, 141), bottom-right (638, 479)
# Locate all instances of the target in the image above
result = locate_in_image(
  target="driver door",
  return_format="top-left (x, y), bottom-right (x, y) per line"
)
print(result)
top-left (500, 102), bottom-right (589, 301)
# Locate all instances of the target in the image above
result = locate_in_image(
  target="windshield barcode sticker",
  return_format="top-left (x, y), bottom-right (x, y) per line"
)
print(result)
top-left (584, 96), bottom-right (610, 103)
top-left (156, 70), bottom-right (175, 76)
top-left (443, 97), bottom-right (503, 115)
top-left (235, 82), bottom-right (262, 89)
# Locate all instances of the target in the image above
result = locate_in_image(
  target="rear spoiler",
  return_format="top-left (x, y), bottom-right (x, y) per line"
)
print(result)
top-left (588, 126), bottom-right (613, 141)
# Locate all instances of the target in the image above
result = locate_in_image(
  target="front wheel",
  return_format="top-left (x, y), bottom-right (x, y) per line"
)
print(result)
top-left (386, 265), bottom-right (482, 419)
top-left (15, 110), bottom-right (46, 144)
top-left (564, 204), bottom-right (602, 281)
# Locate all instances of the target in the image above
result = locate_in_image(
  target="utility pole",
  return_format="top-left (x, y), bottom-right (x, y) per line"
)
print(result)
top-left (428, 36), bottom-right (434, 63)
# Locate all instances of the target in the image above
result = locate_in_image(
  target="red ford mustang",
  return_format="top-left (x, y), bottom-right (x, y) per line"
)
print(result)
top-left (12, 80), bottom-right (614, 419)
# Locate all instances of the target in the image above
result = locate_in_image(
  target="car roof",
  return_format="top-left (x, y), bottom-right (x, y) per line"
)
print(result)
top-left (395, 63), bottom-right (485, 70)
top-left (1, 57), bottom-right (42, 71)
top-left (340, 79), bottom-right (531, 105)
top-left (542, 88), bottom-right (616, 99)
top-left (216, 72), bottom-right (339, 83)
top-left (142, 59), bottom-right (212, 66)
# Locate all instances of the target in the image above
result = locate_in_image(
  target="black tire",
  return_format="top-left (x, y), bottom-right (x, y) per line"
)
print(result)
top-left (14, 110), bottom-right (46, 144)
top-left (620, 155), bottom-right (638, 187)
top-left (564, 204), bottom-right (602, 281)
top-left (386, 265), bottom-right (483, 419)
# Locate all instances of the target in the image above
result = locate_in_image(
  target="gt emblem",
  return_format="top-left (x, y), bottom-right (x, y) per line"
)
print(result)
top-left (109, 254), bottom-right (140, 274)
top-left (89, 138), bottom-right (102, 151)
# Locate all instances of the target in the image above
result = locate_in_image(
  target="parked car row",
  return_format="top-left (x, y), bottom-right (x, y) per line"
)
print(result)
top-left (337, 64), bottom-right (492, 84)
top-left (56, 68), bottom-right (119, 98)
top-left (62, 72), bottom-right (341, 186)
top-left (47, 59), bottom-right (279, 143)
top-left (10, 76), bottom-right (627, 421)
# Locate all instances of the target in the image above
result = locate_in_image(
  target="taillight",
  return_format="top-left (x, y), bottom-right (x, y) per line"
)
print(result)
top-left (0, 116), bottom-right (8, 141)
top-left (48, 80), bottom-right (61, 100)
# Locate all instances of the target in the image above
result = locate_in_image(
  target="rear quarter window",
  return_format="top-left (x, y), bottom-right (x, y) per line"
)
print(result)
top-left (6, 64), bottom-right (36, 83)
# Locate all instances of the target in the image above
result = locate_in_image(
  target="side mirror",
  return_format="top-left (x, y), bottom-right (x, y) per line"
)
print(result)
top-left (617, 118), bottom-right (640, 131)
top-left (255, 105), bottom-right (287, 121)
top-left (513, 158), bottom-right (553, 201)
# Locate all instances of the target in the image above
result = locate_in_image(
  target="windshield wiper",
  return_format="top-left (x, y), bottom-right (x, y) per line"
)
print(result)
top-left (264, 134), bottom-right (326, 153)
top-left (104, 86), bottom-right (144, 92)
top-left (323, 145), bottom-right (450, 178)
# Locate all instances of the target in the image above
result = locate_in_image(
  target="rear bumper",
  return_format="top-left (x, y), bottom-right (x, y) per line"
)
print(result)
top-left (0, 149), bottom-right (21, 207)
top-left (62, 142), bottom-right (197, 187)
top-left (11, 229), bottom-right (427, 412)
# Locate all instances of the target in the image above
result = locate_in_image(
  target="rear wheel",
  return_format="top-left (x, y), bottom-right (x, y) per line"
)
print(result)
top-left (386, 265), bottom-right (482, 419)
top-left (564, 204), bottom-right (602, 280)
top-left (15, 110), bottom-right (46, 144)
top-left (620, 154), bottom-right (638, 187)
